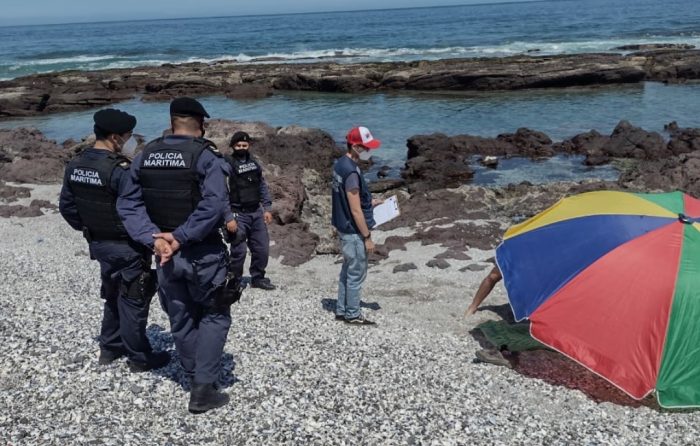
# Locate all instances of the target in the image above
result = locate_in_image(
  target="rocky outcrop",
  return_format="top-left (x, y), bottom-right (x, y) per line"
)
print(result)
top-left (614, 44), bottom-right (696, 51)
top-left (665, 121), bottom-right (700, 155)
top-left (619, 150), bottom-right (700, 198)
top-left (3, 49), bottom-right (700, 119)
top-left (4, 117), bottom-right (700, 267)
top-left (204, 119), bottom-right (342, 264)
top-left (403, 120), bottom-right (696, 192)
top-left (0, 128), bottom-right (68, 183)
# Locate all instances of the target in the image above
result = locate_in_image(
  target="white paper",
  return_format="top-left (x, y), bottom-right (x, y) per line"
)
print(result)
top-left (372, 195), bottom-right (400, 227)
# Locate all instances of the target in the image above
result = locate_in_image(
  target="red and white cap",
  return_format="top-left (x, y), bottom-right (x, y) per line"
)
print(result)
top-left (346, 126), bottom-right (381, 149)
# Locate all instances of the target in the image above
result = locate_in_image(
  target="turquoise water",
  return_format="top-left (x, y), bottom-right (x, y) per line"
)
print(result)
top-left (4, 81), bottom-right (700, 185)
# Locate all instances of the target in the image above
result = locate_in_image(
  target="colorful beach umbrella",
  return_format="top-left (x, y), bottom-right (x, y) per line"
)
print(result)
top-left (496, 190), bottom-right (700, 408)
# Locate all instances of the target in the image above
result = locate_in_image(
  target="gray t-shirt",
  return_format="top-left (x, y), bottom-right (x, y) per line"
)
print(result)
top-left (344, 172), bottom-right (360, 192)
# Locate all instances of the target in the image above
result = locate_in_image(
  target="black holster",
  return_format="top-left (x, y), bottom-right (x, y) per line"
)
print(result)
top-left (205, 272), bottom-right (243, 315)
top-left (121, 268), bottom-right (157, 302)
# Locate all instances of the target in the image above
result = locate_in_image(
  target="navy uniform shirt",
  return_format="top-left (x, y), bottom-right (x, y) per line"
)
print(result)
top-left (59, 148), bottom-right (130, 231)
top-left (117, 135), bottom-right (232, 249)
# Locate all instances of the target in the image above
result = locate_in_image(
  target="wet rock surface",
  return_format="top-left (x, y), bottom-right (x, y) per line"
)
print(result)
top-left (3, 49), bottom-right (700, 118)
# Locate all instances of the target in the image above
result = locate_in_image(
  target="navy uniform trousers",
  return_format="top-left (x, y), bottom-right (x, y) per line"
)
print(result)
top-left (157, 240), bottom-right (231, 384)
top-left (90, 240), bottom-right (153, 363)
top-left (230, 207), bottom-right (269, 281)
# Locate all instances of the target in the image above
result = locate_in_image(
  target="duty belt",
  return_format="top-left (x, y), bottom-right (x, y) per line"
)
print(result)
top-left (232, 204), bottom-right (260, 214)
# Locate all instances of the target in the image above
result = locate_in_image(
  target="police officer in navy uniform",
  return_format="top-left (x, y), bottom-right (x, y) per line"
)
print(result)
top-left (59, 109), bottom-right (170, 371)
top-left (225, 131), bottom-right (276, 290)
top-left (117, 97), bottom-right (240, 414)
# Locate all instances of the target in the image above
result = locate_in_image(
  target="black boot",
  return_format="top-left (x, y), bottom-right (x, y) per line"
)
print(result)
top-left (251, 278), bottom-right (276, 290)
top-left (98, 348), bottom-right (126, 365)
top-left (127, 351), bottom-right (171, 373)
top-left (188, 382), bottom-right (230, 414)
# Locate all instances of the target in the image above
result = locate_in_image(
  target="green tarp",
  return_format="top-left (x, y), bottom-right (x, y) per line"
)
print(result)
top-left (477, 320), bottom-right (550, 352)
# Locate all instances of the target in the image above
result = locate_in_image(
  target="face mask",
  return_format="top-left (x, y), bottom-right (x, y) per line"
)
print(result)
top-left (358, 149), bottom-right (372, 161)
top-left (233, 149), bottom-right (248, 159)
top-left (121, 137), bottom-right (138, 157)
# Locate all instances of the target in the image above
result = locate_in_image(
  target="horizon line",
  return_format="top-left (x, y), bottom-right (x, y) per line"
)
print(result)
top-left (0, 0), bottom-right (546, 28)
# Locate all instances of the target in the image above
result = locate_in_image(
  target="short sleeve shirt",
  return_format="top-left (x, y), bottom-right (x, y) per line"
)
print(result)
top-left (344, 172), bottom-right (360, 192)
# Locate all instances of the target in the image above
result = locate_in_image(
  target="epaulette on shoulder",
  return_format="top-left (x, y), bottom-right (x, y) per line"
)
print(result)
top-left (194, 137), bottom-right (222, 157)
top-left (107, 152), bottom-right (131, 168)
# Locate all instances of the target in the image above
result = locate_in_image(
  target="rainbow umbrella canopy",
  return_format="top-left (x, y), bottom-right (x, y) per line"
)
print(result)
top-left (496, 190), bottom-right (700, 408)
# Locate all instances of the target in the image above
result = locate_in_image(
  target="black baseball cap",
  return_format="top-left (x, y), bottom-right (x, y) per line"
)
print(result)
top-left (93, 108), bottom-right (137, 135)
top-left (169, 97), bottom-right (210, 118)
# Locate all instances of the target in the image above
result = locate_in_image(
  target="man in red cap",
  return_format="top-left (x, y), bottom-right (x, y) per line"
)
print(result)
top-left (331, 126), bottom-right (383, 325)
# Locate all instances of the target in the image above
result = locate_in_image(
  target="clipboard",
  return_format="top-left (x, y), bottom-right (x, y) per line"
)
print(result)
top-left (372, 195), bottom-right (400, 227)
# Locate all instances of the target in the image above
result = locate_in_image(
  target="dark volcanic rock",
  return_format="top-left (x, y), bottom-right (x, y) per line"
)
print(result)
top-left (0, 182), bottom-right (31, 202)
top-left (426, 259), bottom-right (451, 269)
top-left (0, 128), bottom-right (68, 183)
top-left (459, 264), bottom-right (490, 272)
top-left (435, 249), bottom-right (472, 261)
top-left (665, 122), bottom-right (700, 155)
top-left (4, 50), bottom-right (700, 119)
top-left (615, 43), bottom-right (696, 51)
top-left (496, 128), bottom-right (553, 157)
top-left (393, 263), bottom-right (418, 273)
top-left (603, 120), bottom-right (668, 159)
top-left (268, 222), bottom-right (319, 267)
top-left (619, 150), bottom-right (700, 197)
top-left (369, 178), bottom-right (406, 193)
top-left (403, 129), bottom-right (555, 191)
top-left (204, 120), bottom-right (341, 261)
top-left (0, 204), bottom-right (44, 218)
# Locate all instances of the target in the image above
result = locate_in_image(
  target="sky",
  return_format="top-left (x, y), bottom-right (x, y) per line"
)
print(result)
top-left (0, 0), bottom-right (534, 26)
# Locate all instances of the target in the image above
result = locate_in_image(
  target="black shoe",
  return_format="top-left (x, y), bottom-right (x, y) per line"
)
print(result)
top-left (128, 351), bottom-right (171, 373)
top-left (98, 348), bottom-right (126, 365)
top-left (344, 315), bottom-right (376, 326)
top-left (188, 382), bottom-right (230, 414)
top-left (335, 314), bottom-right (345, 321)
top-left (475, 349), bottom-right (512, 368)
top-left (251, 278), bottom-right (276, 290)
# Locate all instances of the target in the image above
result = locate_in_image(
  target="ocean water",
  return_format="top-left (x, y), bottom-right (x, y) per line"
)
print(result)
top-left (2, 0), bottom-right (700, 185)
top-left (1, 0), bottom-right (700, 80)
top-left (4, 81), bottom-right (700, 185)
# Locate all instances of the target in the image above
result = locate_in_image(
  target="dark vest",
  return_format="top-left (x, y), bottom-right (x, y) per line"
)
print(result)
top-left (226, 153), bottom-right (262, 209)
top-left (66, 151), bottom-right (130, 241)
top-left (138, 137), bottom-right (212, 231)
top-left (331, 156), bottom-right (375, 234)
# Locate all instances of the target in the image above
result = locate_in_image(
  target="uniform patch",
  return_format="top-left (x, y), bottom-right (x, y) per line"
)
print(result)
top-left (236, 162), bottom-right (258, 174)
top-left (69, 168), bottom-right (104, 186)
top-left (142, 150), bottom-right (191, 168)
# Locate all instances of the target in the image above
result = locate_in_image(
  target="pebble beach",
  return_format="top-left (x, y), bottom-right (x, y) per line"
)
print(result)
top-left (1, 184), bottom-right (699, 445)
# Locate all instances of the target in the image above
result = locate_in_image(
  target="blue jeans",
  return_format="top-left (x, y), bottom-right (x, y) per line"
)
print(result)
top-left (336, 232), bottom-right (367, 319)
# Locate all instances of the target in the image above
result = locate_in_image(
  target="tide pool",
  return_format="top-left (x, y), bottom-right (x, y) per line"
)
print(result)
top-left (3, 81), bottom-right (699, 185)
